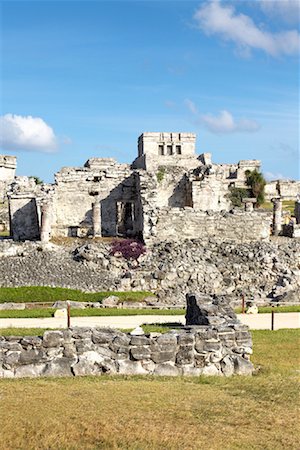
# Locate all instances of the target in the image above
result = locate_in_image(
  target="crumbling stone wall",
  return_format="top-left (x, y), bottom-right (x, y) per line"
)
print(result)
top-left (0, 294), bottom-right (254, 379)
top-left (52, 159), bottom-right (138, 238)
top-left (265, 180), bottom-right (300, 201)
top-left (152, 209), bottom-right (271, 243)
top-left (0, 237), bottom-right (299, 306)
top-left (0, 155), bottom-right (17, 232)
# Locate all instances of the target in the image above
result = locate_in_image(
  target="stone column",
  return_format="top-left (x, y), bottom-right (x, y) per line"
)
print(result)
top-left (242, 198), bottom-right (256, 212)
top-left (40, 202), bottom-right (51, 243)
top-left (295, 199), bottom-right (300, 224)
top-left (271, 198), bottom-right (282, 236)
top-left (92, 198), bottom-right (101, 237)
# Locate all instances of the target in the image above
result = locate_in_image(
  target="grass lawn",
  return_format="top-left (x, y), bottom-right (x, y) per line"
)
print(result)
top-left (261, 200), bottom-right (295, 214)
top-left (0, 286), bottom-right (154, 304)
top-left (1, 304), bottom-right (299, 319)
top-left (0, 329), bottom-right (299, 450)
top-left (0, 307), bottom-right (185, 319)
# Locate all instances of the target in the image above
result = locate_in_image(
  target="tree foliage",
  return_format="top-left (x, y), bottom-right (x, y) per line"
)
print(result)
top-left (30, 176), bottom-right (43, 185)
top-left (245, 169), bottom-right (266, 207)
top-left (228, 187), bottom-right (251, 208)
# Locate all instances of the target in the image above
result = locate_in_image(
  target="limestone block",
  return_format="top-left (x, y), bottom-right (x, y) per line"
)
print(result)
top-left (130, 326), bottom-right (145, 336)
top-left (54, 308), bottom-right (67, 318)
top-left (102, 296), bottom-right (119, 307)
top-left (233, 355), bottom-right (253, 375)
top-left (92, 329), bottom-right (116, 345)
top-left (202, 364), bottom-right (221, 376)
top-left (0, 302), bottom-right (25, 310)
top-left (176, 345), bottom-right (194, 365)
top-left (15, 363), bottom-right (46, 378)
top-left (0, 367), bottom-right (15, 378)
top-left (130, 336), bottom-right (150, 346)
top-left (130, 346), bottom-right (151, 360)
top-left (43, 357), bottom-right (73, 377)
top-left (117, 360), bottom-right (148, 375)
top-left (72, 351), bottom-right (116, 376)
top-left (43, 331), bottom-right (64, 348)
top-left (221, 355), bottom-right (235, 377)
top-left (153, 363), bottom-right (181, 377)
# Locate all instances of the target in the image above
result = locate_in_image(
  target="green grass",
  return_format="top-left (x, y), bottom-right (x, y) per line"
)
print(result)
top-left (0, 330), bottom-right (299, 450)
top-left (0, 307), bottom-right (185, 319)
top-left (235, 305), bottom-right (300, 314)
top-left (0, 286), bottom-right (154, 304)
top-left (260, 199), bottom-right (295, 214)
top-left (0, 230), bottom-right (10, 237)
top-left (0, 328), bottom-right (53, 337)
top-left (1, 303), bottom-right (298, 319)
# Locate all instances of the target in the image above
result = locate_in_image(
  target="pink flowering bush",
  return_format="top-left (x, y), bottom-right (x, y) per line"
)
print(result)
top-left (110, 239), bottom-right (146, 260)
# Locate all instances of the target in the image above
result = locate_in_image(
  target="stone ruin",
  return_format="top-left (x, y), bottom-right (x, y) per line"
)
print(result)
top-left (0, 293), bottom-right (254, 378)
top-left (0, 155), bottom-right (16, 233)
top-left (4, 132), bottom-right (272, 243)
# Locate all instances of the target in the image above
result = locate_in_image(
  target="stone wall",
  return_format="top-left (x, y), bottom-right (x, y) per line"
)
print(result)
top-left (265, 180), bottom-right (300, 201)
top-left (152, 209), bottom-right (271, 243)
top-left (0, 295), bottom-right (254, 379)
top-left (0, 236), bottom-right (299, 306)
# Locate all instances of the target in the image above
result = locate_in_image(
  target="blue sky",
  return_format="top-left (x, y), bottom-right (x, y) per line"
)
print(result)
top-left (0, 0), bottom-right (299, 182)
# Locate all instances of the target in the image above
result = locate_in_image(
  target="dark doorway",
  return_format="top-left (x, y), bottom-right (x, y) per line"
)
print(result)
top-left (116, 202), bottom-right (135, 237)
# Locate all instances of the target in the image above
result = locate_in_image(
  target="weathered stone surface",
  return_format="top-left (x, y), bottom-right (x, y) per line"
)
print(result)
top-left (0, 302), bottom-right (25, 310)
top-left (102, 296), bottom-right (119, 307)
top-left (117, 360), bottom-right (148, 375)
top-left (221, 355), bottom-right (235, 377)
top-left (130, 346), bottom-right (151, 361)
top-left (233, 356), bottom-right (253, 376)
top-left (0, 238), bottom-right (299, 308)
top-left (43, 358), bottom-right (73, 377)
top-left (92, 329), bottom-right (116, 345)
top-left (15, 364), bottom-right (46, 378)
top-left (72, 351), bottom-right (116, 376)
top-left (19, 349), bottom-right (44, 365)
top-left (176, 345), bottom-right (194, 365)
top-left (130, 336), bottom-right (150, 346)
top-left (43, 331), bottom-right (64, 348)
top-left (153, 363), bottom-right (180, 376)
top-left (202, 365), bottom-right (221, 376)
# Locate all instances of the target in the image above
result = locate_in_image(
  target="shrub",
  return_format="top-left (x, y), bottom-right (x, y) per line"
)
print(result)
top-left (156, 167), bottom-right (166, 183)
top-left (228, 187), bottom-right (251, 207)
top-left (245, 169), bottom-right (266, 207)
top-left (110, 239), bottom-right (146, 260)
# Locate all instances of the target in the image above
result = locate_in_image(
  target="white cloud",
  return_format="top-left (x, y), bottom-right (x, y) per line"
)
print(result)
top-left (0, 114), bottom-right (58, 152)
top-left (260, 0), bottom-right (300, 25)
top-left (193, 0), bottom-right (300, 57)
top-left (185, 99), bottom-right (260, 134)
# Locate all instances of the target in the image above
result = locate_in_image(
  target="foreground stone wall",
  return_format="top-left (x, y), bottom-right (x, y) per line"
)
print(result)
top-left (0, 323), bottom-right (253, 379)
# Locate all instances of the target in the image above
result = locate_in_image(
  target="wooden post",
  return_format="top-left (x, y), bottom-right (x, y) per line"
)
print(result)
top-left (242, 295), bottom-right (245, 314)
top-left (271, 308), bottom-right (275, 331)
top-left (67, 301), bottom-right (71, 328)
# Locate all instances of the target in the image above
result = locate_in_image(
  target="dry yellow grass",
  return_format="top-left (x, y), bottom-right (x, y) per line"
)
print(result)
top-left (0, 330), bottom-right (299, 450)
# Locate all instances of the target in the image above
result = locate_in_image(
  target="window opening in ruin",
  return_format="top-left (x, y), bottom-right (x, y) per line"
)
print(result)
top-left (68, 226), bottom-right (79, 237)
top-left (158, 145), bottom-right (164, 156)
top-left (116, 202), bottom-right (135, 237)
top-left (167, 145), bottom-right (173, 155)
top-left (93, 176), bottom-right (101, 182)
top-left (176, 145), bottom-right (182, 155)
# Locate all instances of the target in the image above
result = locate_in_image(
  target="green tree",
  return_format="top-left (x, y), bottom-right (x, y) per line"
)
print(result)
top-left (245, 169), bottom-right (266, 207)
top-left (228, 187), bottom-right (251, 207)
top-left (30, 176), bottom-right (43, 185)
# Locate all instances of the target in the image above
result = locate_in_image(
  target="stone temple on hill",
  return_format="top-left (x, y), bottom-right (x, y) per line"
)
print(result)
top-left (1, 132), bottom-right (300, 243)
